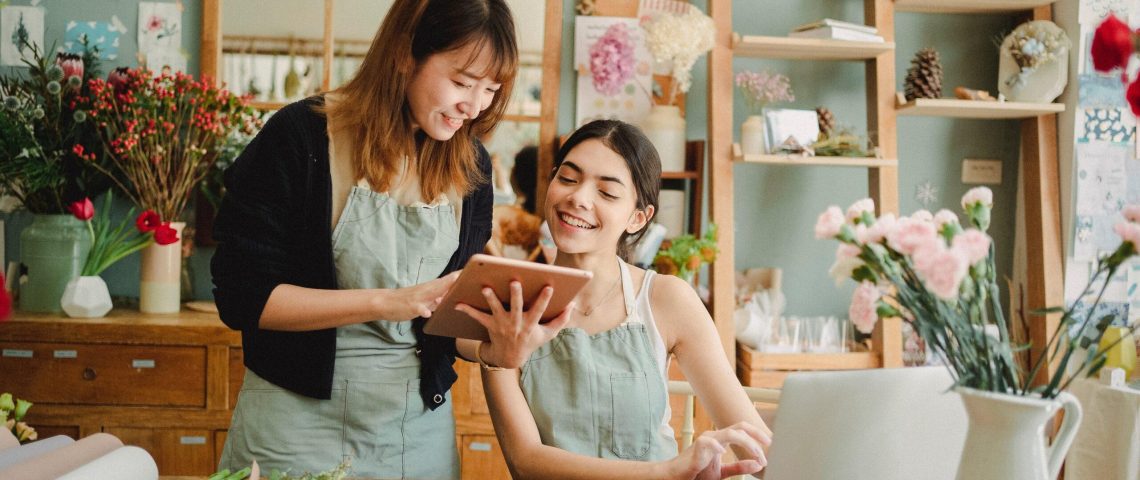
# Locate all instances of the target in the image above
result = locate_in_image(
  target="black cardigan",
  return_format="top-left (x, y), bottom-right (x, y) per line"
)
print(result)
top-left (210, 97), bottom-right (493, 408)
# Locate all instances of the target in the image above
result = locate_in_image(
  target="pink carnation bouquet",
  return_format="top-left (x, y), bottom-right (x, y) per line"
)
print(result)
top-left (816, 187), bottom-right (1140, 399)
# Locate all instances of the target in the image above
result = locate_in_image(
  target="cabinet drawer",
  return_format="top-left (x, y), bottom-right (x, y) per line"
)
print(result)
top-left (104, 427), bottom-right (216, 476)
top-left (459, 434), bottom-right (511, 480)
top-left (0, 342), bottom-right (207, 407)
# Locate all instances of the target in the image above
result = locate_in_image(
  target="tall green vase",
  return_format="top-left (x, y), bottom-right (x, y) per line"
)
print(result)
top-left (19, 214), bottom-right (92, 313)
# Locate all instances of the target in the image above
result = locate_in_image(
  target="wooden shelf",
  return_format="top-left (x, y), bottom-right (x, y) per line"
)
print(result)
top-left (732, 144), bottom-right (897, 167)
top-left (732, 33), bottom-right (893, 61)
top-left (661, 170), bottom-right (699, 180)
top-left (738, 343), bottom-right (882, 371)
top-left (894, 0), bottom-right (1053, 13)
top-left (248, 100), bottom-right (288, 111)
top-left (896, 97), bottom-right (1064, 119)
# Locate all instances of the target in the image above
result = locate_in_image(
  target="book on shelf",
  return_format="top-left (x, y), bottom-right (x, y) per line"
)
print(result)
top-left (789, 26), bottom-right (884, 43)
top-left (792, 18), bottom-right (878, 35)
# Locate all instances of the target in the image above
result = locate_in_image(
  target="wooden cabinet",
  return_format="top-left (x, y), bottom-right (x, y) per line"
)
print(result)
top-left (459, 434), bottom-right (511, 480)
top-left (0, 310), bottom-right (241, 475)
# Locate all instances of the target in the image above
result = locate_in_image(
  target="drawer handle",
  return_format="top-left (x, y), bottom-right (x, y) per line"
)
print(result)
top-left (82, 367), bottom-right (97, 381)
top-left (180, 436), bottom-right (207, 445)
top-left (131, 359), bottom-right (155, 369)
top-left (2, 349), bottom-right (32, 358)
top-left (53, 350), bottom-right (77, 359)
top-left (469, 442), bottom-right (492, 452)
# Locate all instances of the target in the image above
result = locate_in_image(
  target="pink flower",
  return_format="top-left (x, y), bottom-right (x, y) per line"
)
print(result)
top-left (829, 243), bottom-right (863, 285)
top-left (814, 206), bottom-right (845, 239)
top-left (849, 281), bottom-right (881, 334)
top-left (911, 235), bottom-right (947, 273)
top-left (951, 229), bottom-right (991, 265)
top-left (589, 23), bottom-right (636, 96)
top-left (1115, 221), bottom-right (1140, 252)
top-left (846, 198), bottom-right (875, 223)
top-left (933, 209), bottom-right (959, 227)
top-left (864, 213), bottom-right (897, 244)
top-left (146, 15), bottom-right (163, 32)
top-left (915, 248), bottom-right (969, 300)
top-left (1122, 205), bottom-right (1140, 223)
top-left (55, 53), bottom-right (83, 81)
top-left (910, 209), bottom-right (933, 222)
top-left (887, 217), bottom-right (939, 255)
top-left (961, 187), bottom-right (993, 209)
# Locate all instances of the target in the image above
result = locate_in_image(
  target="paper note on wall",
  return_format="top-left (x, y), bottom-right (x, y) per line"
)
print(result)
top-left (574, 16), bottom-right (654, 127)
top-left (0, 6), bottom-right (44, 67)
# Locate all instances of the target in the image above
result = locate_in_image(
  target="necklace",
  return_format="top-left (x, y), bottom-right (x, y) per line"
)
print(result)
top-left (580, 275), bottom-right (621, 317)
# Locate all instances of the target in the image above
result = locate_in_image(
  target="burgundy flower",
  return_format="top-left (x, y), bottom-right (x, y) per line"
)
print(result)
top-left (55, 52), bottom-right (83, 81)
top-left (68, 198), bottom-right (95, 221)
top-left (135, 210), bottom-right (161, 232)
top-left (153, 223), bottom-right (180, 245)
top-left (107, 67), bottom-right (132, 95)
top-left (1092, 14), bottom-right (1135, 73)
top-left (0, 273), bottom-right (10, 322)
top-left (1128, 77), bottom-right (1140, 116)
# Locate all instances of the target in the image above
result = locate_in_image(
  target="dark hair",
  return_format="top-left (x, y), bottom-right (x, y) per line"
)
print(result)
top-left (553, 120), bottom-right (661, 259)
top-left (511, 145), bottom-right (538, 213)
top-left (325, 0), bottom-right (519, 199)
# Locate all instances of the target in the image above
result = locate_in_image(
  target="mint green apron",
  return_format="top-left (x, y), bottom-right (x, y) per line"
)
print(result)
top-left (518, 260), bottom-right (677, 461)
top-left (221, 184), bottom-right (460, 479)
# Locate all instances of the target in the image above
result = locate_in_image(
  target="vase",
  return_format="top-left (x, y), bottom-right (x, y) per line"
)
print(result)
top-left (954, 387), bottom-right (1082, 480)
top-left (997, 21), bottom-right (1068, 103)
top-left (19, 214), bottom-right (92, 313)
top-left (641, 105), bottom-right (686, 172)
top-left (139, 222), bottom-right (185, 314)
top-left (60, 276), bottom-right (112, 318)
top-left (740, 114), bottom-right (767, 155)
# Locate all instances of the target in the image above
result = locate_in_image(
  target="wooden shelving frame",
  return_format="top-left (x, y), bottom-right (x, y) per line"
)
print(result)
top-left (732, 143), bottom-right (898, 167)
top-left (897, 97), bottom-right (1065, 119)
top-left (894, 0), bottom-right (1053, 14)
top-left (732, 33), bottom-right (894, 61)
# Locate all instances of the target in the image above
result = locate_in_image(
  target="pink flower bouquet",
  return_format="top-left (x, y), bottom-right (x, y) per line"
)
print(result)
top-left (817, 188), bottom-right (1139, 399)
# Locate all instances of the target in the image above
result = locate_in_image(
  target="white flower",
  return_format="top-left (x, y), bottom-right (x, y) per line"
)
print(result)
top-left (814, 206), bottom-right (845, 239)
top-left (961, 187), bottom-right (993, 209)
top-left (829, 244), bottom-right (863, 286)
top-left (933, 209), bottom-right (959, 227)
top-left (642, 10), bottom-right (715, 97)
top-left (846, 198), bottom-right (875, 223)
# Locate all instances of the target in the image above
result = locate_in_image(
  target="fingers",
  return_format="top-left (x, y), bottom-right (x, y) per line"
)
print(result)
top-left (481, 287), bottom-right (506, 316)
top-left (540, 301), bottom-right (574, 335)
top-left (509, 281), bottom-right (524, 317)
top-left (734, 421), bottom-right (772, 448)
top-left (720, 460), bottom-right (762, 478)
top-left (455, 303), bottom-right (494, 329)
top-left (703, 428), bottom-right (764, 462)
top-left (528, 286), bottom-right (554, 322)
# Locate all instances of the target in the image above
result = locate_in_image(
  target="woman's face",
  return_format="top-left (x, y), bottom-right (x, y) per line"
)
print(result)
top-left (545, 139), bottom-right (652, 256)
top-left (408, 42), bottom-right (503, 142)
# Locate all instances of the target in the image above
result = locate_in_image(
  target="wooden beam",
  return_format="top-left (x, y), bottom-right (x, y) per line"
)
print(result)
top-left (534, 0), bottom-right (563, 214)
top-left (707, 0), bottom-right (734, 364)
top-left (200, 0), bottom-right (221, 84)
top-left (322, 0), bottom-right (334, 91)
top-left (866, 0), bottom-right (898, 217)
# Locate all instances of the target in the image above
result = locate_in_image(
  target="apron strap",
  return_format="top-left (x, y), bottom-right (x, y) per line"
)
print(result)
top-left (619, 257), bottom-right (634, 317)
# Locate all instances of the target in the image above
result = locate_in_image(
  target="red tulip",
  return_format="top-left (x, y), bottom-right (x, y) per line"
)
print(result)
top-left (153, 222), bottom-right (180, 245)
top-left (1092, 14), bottom-right (1136, 73)
top-left (135, 210), bottom-right (161, 232)
top-left (68, 198), bottom-right (94, 221)
top-left (55, 52), bottom-right (83, 80)
top-left (107, 67), bottom-right (132, 95)
top-left (1128, 78), bottom-right (1140, 116)
top-left (0, 273), bottom-right (10, 322)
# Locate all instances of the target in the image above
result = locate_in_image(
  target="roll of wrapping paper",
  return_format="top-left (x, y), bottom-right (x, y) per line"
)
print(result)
top-left (0, 435), bottom-right (75, 469)
top-left (0, 432), bottom-right (121, 479)
top-left (57, 446), bottom-right (158, 480)
top-left (0, 426), bottom-right (18, 452)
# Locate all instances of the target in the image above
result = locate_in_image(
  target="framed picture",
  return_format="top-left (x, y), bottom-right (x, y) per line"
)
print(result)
top-left (763, 108), bottom-right (819, 153)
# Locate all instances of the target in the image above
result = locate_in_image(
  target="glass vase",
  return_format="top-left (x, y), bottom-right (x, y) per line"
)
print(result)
top-left (19, 214), bottom-right (91, 313)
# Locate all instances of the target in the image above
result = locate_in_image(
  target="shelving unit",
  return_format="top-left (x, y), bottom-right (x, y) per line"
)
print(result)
top-left (894, 0), bottom-right (1053, 14)
top-left (732, 34), bottom-right (894, 60)
top-left (732, 143), bottom-right (898, 167)
top-left (896, 97), bottom-right (1065, 119)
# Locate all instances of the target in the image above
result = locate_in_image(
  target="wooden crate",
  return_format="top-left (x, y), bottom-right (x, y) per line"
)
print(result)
top-left (736, 342), bottom-right (882, 389)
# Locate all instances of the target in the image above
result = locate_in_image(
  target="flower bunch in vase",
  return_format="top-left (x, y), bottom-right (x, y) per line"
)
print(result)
top-left (1091, 14), bottom-right (1140, 114)
top-left (817, 189), bottom-right (1139, 479)
top-left (734, 70), bottom-right (794, 155)
top-left (61, 194), bottom-right (179, 317)
top-left (652, 225), bottom-right (718, 284)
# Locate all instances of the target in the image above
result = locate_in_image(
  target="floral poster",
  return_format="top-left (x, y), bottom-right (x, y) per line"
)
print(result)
top-left (0, 6), bottom-right (44, 67)
top-left (137, 2), bottom-right (181, 53)
top-left (574, 16), bottom-right (653, 128)
top-left (64, 20), bottom-right (124, 61)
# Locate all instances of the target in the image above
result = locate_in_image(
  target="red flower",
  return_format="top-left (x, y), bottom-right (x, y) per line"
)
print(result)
top-left (1128, 78), bottom-right (1140, 116)
top-left (55, 52), bottom-right (84, 80)
top-left (1092, 14), bottom-right (1135, 73)
top-left (153, 223), bottom-right (180, 245)
top-left (135, 210), bottom-right (161, 232)
top-left (68, 198), bottom-right (95, 221)
top-left (0, 273), bottom-right (10, 323)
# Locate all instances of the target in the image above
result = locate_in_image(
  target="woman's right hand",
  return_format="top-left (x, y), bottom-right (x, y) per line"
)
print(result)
top-left (376, 272), bottom-right (460, 321)
top-left (454, 281), bottom-right (572, 368)
top-left (667, 423), bottom-right (768, 480)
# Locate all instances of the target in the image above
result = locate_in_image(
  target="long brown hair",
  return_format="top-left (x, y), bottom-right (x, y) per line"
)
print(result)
top-left (324, 0), bottom-right (518, 198)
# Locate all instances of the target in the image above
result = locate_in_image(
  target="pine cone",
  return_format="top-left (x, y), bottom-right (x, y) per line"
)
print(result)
top-left (576, 0), bottom-right (596, 15)
top-left (904, 48), bottom-right (943, 101)
top-left (816, 107), bottom-right (836, 139)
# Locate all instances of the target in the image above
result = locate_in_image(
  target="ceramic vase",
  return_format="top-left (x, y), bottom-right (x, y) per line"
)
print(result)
top-left (60, 276), bottom-right (113, 318)
top-left (642, 105), bottom-right (686, 172)
top-left (139, 222), bottom-right (185, 314)
top-left (954, 387), bottom-right (1082, 480)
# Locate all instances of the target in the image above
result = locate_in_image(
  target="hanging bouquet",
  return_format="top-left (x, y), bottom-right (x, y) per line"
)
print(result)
top-left (734, 70), bottom-right (794, 115)
top-left (653, 224), bottom-right (718, 282)
top-left (86, 67), bottom-right (261, 222)
top-left (1, 393), bottom-right (36, 444)
top-left (641, 8), bottom-right (715, 105)
top-left (1000, 20), bottom-right (1070, 87)
top-left (816, 188), bottom-right (1139, 399)
top-left (67, 194), bottom-right (179, 277)
top-left (0, 39), bottom-right (113, 213)
top-left (1091, 14), bottom-right (1140, 114)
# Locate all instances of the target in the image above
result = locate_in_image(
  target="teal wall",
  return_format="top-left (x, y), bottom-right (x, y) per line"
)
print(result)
top-left (557, 0), bottom-right (1023, 316)
top-left (2, 0), bottom-right (1026, 316)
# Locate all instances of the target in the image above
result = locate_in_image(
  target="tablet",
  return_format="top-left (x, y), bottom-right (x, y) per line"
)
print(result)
top-left (424, 254), bottom-right (593, 341)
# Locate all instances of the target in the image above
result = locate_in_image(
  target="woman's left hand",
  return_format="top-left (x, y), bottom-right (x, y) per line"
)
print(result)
top-left (455, 281), bottom-right (573, 368)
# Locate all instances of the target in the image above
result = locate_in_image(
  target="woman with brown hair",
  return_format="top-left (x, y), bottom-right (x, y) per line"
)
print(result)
top-left (210, 1), bottom-right (570, 477)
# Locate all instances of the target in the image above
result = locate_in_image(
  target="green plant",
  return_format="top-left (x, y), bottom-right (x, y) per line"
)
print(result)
top-left (68, 193), bottom-right (179, 276)
top-left (1, 392), bottom-right (36, 444)
top-left (209, 460), bottom-right (351, 480)
top-left (653, 224), bottom-right (718, 282)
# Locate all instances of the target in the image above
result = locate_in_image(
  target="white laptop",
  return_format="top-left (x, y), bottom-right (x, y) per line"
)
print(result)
top-left (762, 366), bottom-right (968, 480)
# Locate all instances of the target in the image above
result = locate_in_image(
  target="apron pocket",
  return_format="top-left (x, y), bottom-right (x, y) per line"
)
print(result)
top-left (609, 372), bottom-right (653, 459)
top-left (229, 385), bottom-right (347, 471)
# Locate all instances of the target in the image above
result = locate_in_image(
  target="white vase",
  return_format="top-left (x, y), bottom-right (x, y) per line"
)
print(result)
top-left (60, 276), bottom-right (113, 318)
top-left (997, 21), bottom-right (1069, 103)
top-left (139, 222), bottom-right (185, 314)
top-left (641, 105), bottom-right (686, 172)
top-left (740, 114), bottom-right (766, 155)
top-left (954, 387), bottom-right (1082, 480)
